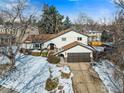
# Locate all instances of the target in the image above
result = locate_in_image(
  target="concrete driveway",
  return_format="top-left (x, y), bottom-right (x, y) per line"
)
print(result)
top-left (67, 62), bottom-right (108, 93)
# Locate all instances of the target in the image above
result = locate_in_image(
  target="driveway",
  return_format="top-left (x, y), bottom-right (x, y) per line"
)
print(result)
top-left (67, 62), bottom-right (108, 93)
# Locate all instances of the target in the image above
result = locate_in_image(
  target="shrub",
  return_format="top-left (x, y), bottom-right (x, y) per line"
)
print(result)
top-left (41, 52), bottom-right (48, 57)
top-left (19, 48), bottom-right (31, 55)
top-left (45, 78), bottom-right (59, 91)
top-left (47, 55), bottom-right (60, 64)
top-left (119, 64), bottom-right (124, 70)
top-left (31, 52), bottom-right (41, 56)
top-left (48, 51), bottom-right (54, 56)
top-left (19, 48), bottom-right (24, 53)
top-left (25, 49), bottom-right (31, 55)
top-left (61, 72), bottom-right (71, 79)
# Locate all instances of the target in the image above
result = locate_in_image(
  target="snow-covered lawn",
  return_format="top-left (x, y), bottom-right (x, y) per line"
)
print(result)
top-left (0, 54), bottom-right (73, 93)
top-left (93, 60), bottom-right (123, 93)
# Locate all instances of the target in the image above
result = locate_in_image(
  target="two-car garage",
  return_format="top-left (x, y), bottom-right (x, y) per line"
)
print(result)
top-left (67, 53), bottom-right (91, 62)
top-left (58, 42), bottom-right (94, 62)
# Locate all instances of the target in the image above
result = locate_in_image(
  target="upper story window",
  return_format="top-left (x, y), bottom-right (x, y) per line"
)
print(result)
top-left (62, 37), bottom-right (66, 41)
top-left (77, 37), bottom-right (82, 41)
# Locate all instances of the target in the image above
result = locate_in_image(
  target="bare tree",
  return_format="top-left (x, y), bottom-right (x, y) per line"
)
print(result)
top-left (74, 13), bottom-right (109, 32)
top-left (0, 0), bottom-right (37, 67)
top-left (112, 0), bottom-right (124, 65)
top-left (74, 13), bottom-right (95, 32)
top-left (105, 0), bottom-right (124, 92)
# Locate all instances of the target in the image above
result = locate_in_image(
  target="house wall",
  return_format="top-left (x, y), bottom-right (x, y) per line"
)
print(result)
top-left (21, 43), bottom-right (34, 49)
top-left (21, 43), bottom-right (43, 50)
top-left (60, 45), bottom-right (93, 58)
top-left (44, 31), bottom-right (88, 48)
top-left (88, 32), bottom-right (102, 42)
top-left (0, 35), bottom-right (15, 47)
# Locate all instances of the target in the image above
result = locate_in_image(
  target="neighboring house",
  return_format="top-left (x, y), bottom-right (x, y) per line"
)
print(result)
top-left (0, 25), bottom-right (39, 43)
top-left (0, 34), bottom-right (15, 47)
top-left (0, 25), bottom-right (16, 47)
top-left (87, 30), bottom-right (102, 42)
top-left (0, 25), bottom-right (4, 32)
top-left (0, 25), bottom-right (18, 35)
top-left (23, 29), bottom-right (94, 62)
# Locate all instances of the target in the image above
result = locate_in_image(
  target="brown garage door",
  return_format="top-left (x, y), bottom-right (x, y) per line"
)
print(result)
top-left (67, 53), bottom-right (91, 62)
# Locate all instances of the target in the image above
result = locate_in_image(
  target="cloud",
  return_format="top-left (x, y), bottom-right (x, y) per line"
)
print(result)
top-left (0, 0), bottom-right (14, 9)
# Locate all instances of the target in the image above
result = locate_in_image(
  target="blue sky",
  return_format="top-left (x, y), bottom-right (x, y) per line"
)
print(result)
top-left (0, 0), bottom-right (117, 22)
top-left (29, 0), bottom-right (117, 22)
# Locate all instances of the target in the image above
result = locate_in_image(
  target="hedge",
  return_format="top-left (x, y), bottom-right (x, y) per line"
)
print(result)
top-left (41, 52), bottom-right (48, 57)
top-left (31, 52), bottom-right (41, 56)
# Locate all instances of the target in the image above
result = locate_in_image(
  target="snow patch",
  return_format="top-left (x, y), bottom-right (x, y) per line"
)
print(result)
top-left (0, 55), bottom-right (74, 93)
top-left (93, 60), bottom-right (123, 93)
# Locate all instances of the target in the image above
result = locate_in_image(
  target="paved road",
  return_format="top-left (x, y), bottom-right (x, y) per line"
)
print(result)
top-left (68, 63), bottom-right (108, 93)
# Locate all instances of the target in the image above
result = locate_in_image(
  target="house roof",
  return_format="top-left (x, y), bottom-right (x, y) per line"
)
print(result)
top-left (24, 28), bottom-right (88, 43)
top-left (54, 41), bottom-right (95, 55)
top-left (63, 41), bottom-right (94, 51)
top-left (45, 28), bottom-right (88, 41)
top-left (62, 41), bottom-right (80, 51)
top-left (24, 34), bottom-right (56, 43)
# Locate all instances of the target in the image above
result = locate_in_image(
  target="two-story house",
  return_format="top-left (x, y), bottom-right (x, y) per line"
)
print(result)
top-left (23, 29), bottom-right (94, 62)
top-left (87, 30), bottom-right (102, 42)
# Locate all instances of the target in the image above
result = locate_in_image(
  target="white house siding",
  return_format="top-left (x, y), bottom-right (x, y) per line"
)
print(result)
top-left (60, 45), bottom-right (93, 58)
top-left (21, 43), bottom-right (33, 49)
top-left (44, 31), bottom-right (88, 48)
top-left (88, 31), bottom-right (102, 42)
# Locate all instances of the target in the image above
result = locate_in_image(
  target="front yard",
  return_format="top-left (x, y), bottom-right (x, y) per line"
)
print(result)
top-left (0, 54), bottom-right (73, 93)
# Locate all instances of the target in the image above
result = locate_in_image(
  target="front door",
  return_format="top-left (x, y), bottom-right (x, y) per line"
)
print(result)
top-left (50, 43), bottom-right (55, 50)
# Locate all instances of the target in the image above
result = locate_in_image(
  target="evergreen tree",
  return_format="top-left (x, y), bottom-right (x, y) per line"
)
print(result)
top-left (101, 30), bottom-right (110, 42)
top-left (63, 16), bottom-right (72, 29)
top-left (0, 17), bottom-right (3, 25)
top-left (38, 4), bottom-right (64, 34)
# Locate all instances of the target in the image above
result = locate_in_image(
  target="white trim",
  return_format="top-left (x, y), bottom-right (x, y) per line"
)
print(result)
top-left (60, 45), bottom-right (93, 58)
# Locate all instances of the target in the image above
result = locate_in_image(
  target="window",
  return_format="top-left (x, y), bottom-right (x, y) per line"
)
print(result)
top-left (34, 43), bottom-right (40, 50)
top-left (77, 37), bottom-right (82, 41)
top-left (62, 38), bottom-right (66, 41)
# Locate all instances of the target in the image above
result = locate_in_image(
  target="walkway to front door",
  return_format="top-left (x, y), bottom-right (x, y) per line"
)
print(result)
top-left (67, 63), bottom-right (108, 93)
